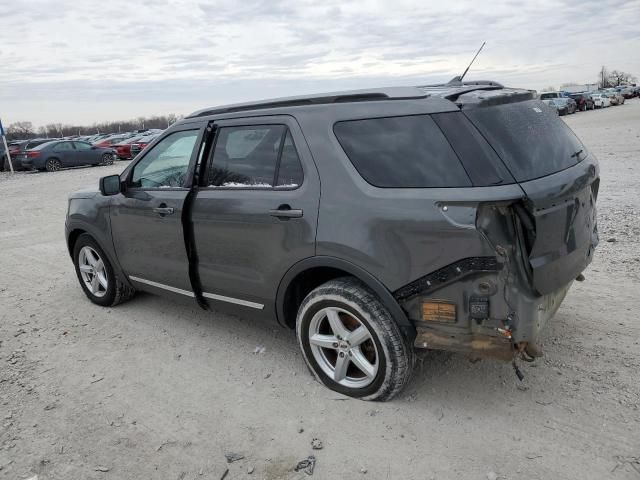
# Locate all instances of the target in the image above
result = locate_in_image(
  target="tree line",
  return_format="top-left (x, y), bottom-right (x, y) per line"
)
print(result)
top-left (536, 66), bottom-right (636, 93)
top-left (597, 66), bottom-right (636, 89)
top-left (3, 114), bottom-right (183, 141)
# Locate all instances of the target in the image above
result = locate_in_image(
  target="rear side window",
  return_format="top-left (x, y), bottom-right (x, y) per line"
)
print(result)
top-left (465, 100), bottom-right (586, 182)
top-left (333, 115), bottom-right (471, 188)
top-left (432, 112), bottom-right (514, 186)
top-left (207, 125), bottom-right (303, 188)
top-left (55, 142), bottom-right (74, 151)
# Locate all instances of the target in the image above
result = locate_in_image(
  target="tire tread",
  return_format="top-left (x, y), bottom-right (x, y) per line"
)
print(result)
top-left (297, 276), bottom-right (413, 401)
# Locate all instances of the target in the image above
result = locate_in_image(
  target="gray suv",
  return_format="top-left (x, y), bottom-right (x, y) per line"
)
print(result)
top-left (65, 80), bottom-right (599, 401)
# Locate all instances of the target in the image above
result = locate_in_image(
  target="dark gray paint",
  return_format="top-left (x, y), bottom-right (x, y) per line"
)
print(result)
top-left (191, 115), bottom-right (320, 314)
top-left (65, 87), bottom-right (599, 351)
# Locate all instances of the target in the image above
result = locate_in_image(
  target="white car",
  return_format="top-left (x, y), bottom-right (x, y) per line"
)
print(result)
top-left (590, 93), bottom-right (611, 108)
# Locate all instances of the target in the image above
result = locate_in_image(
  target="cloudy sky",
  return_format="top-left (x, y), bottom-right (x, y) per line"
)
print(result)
top-left (1, 0), bottom-right (639, 126)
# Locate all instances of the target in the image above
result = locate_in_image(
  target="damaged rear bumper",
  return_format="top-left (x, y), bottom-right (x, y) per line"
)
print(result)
top-left (410, 279), bottom-right (571, 360)
top-left (394, 251), bottom-right (573, 360)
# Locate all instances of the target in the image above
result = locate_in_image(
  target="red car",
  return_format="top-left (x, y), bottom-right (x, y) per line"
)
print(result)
top-left (129, 134), bottom-right (159, 158)
top-left (111, 136), bottom-right (146, 160)
top-left (93, 135), bottom-right (130, 148)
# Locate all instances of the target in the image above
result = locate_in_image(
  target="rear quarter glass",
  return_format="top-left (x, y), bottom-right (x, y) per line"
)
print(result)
top-left (431, 112), bottom-right (515, 186)
top-left (333, 115), bottom-right (472, 188)
top-left (465, 100), bottom-right (586, 182)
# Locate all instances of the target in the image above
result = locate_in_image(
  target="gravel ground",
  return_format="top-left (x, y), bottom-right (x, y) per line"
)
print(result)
top-left (1, 100), bottom-right (639, 480)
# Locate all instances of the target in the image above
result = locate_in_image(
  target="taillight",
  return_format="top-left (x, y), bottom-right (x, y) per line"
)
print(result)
top-left (27, 151), bottom-right (41, 158)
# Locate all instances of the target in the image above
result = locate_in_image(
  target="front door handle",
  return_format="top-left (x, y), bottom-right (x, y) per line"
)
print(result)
top-left (153, 205), bottom-right (175, 216)
top-left (269, 205), bottom-right (303, 219)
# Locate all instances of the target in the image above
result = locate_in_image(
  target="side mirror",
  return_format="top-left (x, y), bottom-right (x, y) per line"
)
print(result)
top-left (99, 174), bottom-right (122, 196)
top-left (91, 146), bottom-right (97, 150)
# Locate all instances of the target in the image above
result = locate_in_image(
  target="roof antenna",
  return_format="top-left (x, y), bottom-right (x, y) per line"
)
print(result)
top-left (448, 42), bottom-right (486, 85)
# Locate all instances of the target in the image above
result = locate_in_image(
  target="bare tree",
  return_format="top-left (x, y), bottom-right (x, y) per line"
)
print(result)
top-left (6, 121), bottom-right (35, 139)
top-left (5, 114), bottom-right (183, 140)
top-left (598, 66), bottom-right (611, 89)
top-left (609, 70), bottom-right (637, 86)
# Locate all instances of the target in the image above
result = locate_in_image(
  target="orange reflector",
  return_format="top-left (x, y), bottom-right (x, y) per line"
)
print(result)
top-left (422, 300), bottom-right (456, 323)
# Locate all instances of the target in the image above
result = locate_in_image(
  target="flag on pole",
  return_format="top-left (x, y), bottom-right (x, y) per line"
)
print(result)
top-left (0, 118), bottom-right (5, 136)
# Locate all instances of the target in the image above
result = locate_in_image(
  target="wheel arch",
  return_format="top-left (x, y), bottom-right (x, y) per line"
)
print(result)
top-left (42, 155), bottom-right (60, 168)
top-left (276, 256), bottom-right (416, 341)
top-left (67, 227), bottom-right (86, 257)
top-left (66, 220), bottom-right (133, 290)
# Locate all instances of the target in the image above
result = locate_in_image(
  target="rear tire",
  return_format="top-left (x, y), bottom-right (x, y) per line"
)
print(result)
top-left (101, 153), bottom-right (114, 165)
top-left (45, 158), bottom-right (61, 172)
top-left (73, 233), bottom-right (135, 307)
top-left (296, 277), bottom-right (414, 401)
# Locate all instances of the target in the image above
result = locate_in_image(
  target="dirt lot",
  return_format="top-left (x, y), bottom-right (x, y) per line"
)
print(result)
top-left (1, 100), bottom-right (639, 480)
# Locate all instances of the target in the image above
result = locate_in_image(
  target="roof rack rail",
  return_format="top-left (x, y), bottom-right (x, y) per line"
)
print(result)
top-left (189, 94), bottom-right (387, 118)
top-left (186, 87), bottom-right (429, 118)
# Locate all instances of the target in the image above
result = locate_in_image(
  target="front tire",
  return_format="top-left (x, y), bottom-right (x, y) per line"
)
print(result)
top-left (296, 277), bottom-right (413, 401)
top-left (73, 234), bottom-right (135, 307)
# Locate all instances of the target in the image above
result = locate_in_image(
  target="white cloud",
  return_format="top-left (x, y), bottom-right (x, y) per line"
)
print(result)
top-left (1, 0), bottom-right (639, 125)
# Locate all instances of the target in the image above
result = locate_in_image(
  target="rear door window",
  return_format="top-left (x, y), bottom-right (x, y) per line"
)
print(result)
top-left (465, 100), bottom-right (586, 182)
top-left (55, 142), bottom-right (75, 151)
top-left (275, 130), bottom-right (304, 187)
top-left (333, 115), bottom-right (471, 188)
top-left (207, 125), bottom-right (303, 188)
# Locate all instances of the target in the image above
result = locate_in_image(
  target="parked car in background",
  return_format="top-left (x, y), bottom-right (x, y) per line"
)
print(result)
top-left (605, 89), bottom-right (625, 105)
top-left (65, 81), bottom-right (599, 400)
top-left (19, 140), bottom-right (116, 172)
top-left (590, 93), bottom-right (611, 108)
top-left (540, 93), bottom-right (577, 115)
top-left (129, 133), bottom-right (160, 158)
top-left (539, 92), bottom-right (562, 100)
top-left (111, 136), bottom-right (147, 160)
top-left (568, 93), bottom-right (595, 111)
top-left (0, 142), bottom-right (8, 171)
top-left (93, 134), bottom-right (133, 148)
top-left (7, 141), bottom-right (26, 158)
top-left (616, 86), bottom-right (635, 99)
top-left (7, 138), bottom-right (57, 170)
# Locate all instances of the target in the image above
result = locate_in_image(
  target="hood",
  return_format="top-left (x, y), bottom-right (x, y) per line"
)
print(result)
top-left (68, 187), bottom-right (99, 200)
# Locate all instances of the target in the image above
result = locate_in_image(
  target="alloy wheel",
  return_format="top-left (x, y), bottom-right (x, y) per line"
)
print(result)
top-left (46, 159), bottom-right (61, 171)
top-left (308, 307), bottom-right (379, 388)
top-left (78, 246), bottom-right (108, 297)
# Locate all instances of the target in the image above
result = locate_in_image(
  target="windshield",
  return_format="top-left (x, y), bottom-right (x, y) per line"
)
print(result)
top-left (465, 100), bottom-right (586, 182)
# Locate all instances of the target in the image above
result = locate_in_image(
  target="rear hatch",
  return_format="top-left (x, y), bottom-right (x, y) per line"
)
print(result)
top-left (464, 99), bottom-right (599, 295)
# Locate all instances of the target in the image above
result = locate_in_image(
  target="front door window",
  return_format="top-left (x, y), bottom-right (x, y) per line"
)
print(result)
top-left (130, 130), bottom-right (199, 188)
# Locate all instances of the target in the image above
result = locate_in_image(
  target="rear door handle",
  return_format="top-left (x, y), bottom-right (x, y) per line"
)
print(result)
top-left (269, 205), bottom-right (303, 219)
top-left (153, 205), bottom-right (174, 216)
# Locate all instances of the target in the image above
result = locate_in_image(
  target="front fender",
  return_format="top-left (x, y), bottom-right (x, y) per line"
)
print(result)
top-left (65, 196), bottom-right (131, 288)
